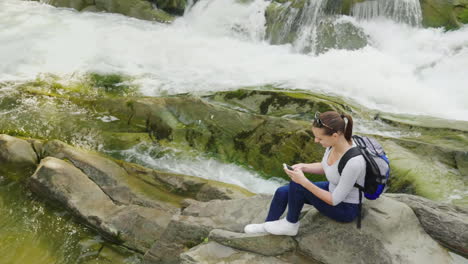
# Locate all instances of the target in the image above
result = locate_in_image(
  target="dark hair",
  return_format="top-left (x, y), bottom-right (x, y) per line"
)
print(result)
top-left (312, 111), bottom-right (353, 141)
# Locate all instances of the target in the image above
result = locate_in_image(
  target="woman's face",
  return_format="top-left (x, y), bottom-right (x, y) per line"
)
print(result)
top-left (312, 127), bottom-right (337, 148)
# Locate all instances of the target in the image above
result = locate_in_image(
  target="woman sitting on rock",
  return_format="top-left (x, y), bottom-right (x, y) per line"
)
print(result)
top-left (244, 111), bottom-right (365, 236)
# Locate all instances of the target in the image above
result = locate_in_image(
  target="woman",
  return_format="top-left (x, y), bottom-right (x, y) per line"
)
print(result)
top-left (244, 111), bottom-right (365, 236)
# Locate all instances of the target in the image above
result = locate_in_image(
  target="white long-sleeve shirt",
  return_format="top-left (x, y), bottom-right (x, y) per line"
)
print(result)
top-left (321, 146), bottom-right (366, 206)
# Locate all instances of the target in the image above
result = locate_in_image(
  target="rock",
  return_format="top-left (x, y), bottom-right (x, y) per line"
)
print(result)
top-left (454, 0), bottom-right (468, 24)
top-left (43, 140), bottom-right (144, 206)
top-left (154, 0), bottom-right (187, 15)
top-left (120, 162), bottom-right (254, 202)
top-left (208, 229), bottom-right (296, 256)
top-left (28, 157), bottom-right (173, 253)
top-left (386, 193), bottom-right (468, 257)
top-left (143, 214), bottom-right (218, 264)
top-left (295, 196), bottom-right (452, 264)
top-left (0, 134), bottom-right (38, 179)
top-left (46, 0), bottom-right (89, 11)
top-left (179, 242), bottom-right (291, 264)
top-left (29, 157), bottom-right (123, 238)
top-left (109, 205), bottom-right (172, 252)
top-left (94, 96), bottom-right (327, 180)
top-left (420, 0), bottom-right (461, 29)
top-left (265, 0), bottom-right (367, 53)
top-left (81, 5), bottom-right (103, 12)
top-left (181, 194), bottom-right (273, 232)
top-left (381, 139), bottom-right (467, 206)
top-left (314, 18), bottom-right (368, 54)
top-left (41, 140), bottom-right (178, 212)
top-left (95, 0), bottom-right (174, 23)
top-left (143, 195), bottom-right (273, 263)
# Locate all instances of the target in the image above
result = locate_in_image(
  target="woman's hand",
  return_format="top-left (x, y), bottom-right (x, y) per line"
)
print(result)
top-left (284, 167), bottom-right (309, 186)
top-left (291, 163), bottom-right (307, 171)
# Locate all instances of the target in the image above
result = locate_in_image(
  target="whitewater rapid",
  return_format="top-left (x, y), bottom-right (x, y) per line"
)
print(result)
top-left (1, 0), bottom-right (468, 121)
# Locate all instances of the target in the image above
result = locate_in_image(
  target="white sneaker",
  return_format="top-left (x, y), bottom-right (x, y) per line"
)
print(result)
top-left (244, 223), bottom-right (267, 234)
top-left (264, 218), bottom-right (299, 236)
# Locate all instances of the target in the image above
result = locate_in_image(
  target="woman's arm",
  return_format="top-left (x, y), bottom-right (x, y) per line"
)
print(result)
top-left (284, 168), bottom-right (333, 205)
top-left (292, 162), bottom-right (324, 175)
top-left (300, 180), bottom-right (333, 205)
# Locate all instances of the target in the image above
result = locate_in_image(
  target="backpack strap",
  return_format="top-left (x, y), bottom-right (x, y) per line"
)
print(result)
top-left (337, 147), bottom-right (361, 175)
top-left (337, 147), bottom-right (364, 229)
top-left (356, 185), bottom-right (363, 229)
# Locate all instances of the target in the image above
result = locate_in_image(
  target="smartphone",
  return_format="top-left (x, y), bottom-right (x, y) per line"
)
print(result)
top-left (283, 163), bottom-right (294, 170)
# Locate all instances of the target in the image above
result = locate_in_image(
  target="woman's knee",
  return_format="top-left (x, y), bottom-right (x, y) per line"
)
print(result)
top-left (274, 185), bottom-right (289, 199)
top-left (289, 180), bottom-right (306, 191)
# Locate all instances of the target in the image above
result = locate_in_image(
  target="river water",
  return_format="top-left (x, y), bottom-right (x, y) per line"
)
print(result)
top-left (1, 0), bottom-right (468, 120)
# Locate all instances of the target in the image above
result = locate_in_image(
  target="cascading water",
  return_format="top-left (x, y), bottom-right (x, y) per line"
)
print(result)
top-left (266, 0), bottom-right (330, 53)
top-left (351, 0), bottom-right (422, 26)
top-left (1, 0), bottom-right (467, 121)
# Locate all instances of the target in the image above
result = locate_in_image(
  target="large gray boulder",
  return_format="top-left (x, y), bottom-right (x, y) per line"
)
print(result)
top-left (143, 195), bottom-right (273, 263)
top-left (208, 229), bottom-right (296, 256)
top-left (43, 140), bottom-right (161, 208)
top-left (180, 194), bottom-right (273, 231)
top-left (0, 134), bottom-right (38, 179)
top-left (387, 193), bottom-right (468, 257)
top-left (28, 157), bottom-right (173, 253)
top-left (295, 196), bottom-right (453, 264)
top-left (43, 139), bottom-right (252, 207)
top-left (144, 193), bottom-right (455, 264)
top-left (179, 241), bottom-right (292, 264)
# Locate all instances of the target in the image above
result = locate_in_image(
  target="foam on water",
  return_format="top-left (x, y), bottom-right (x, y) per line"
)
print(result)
top-left (106, 143), bottom-right (287, 194)
top-left (1, 0), bottom-right (467, 121)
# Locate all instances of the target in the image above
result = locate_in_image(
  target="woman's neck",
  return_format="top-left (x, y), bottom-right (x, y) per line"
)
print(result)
top-left (331, 137), bottom-right (353, 155)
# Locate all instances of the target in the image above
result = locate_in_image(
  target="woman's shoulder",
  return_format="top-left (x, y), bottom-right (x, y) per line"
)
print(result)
top-left (345, 154), bottom-right (366, 168)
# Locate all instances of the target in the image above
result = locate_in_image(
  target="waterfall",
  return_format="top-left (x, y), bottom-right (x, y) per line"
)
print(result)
top-left (351, 0), bottom-right (422, 26)
top-left (1, 0), bottom-right (468, 121)
top-left (184, 0), bottom-right (195, 15)
top-left (292, 0), bottom-right (329, 53)
top-left (266, 0), bottom-right (330, 53)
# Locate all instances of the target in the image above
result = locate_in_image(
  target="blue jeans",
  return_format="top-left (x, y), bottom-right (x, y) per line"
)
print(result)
top-left (265, 181), bottom-right (359, 223)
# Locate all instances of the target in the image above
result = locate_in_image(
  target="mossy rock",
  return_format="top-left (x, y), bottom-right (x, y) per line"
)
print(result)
top-left (205, 88), bottom-right (351, 119)
top-left (95, 0), bottom-right (174, 23)
top-left (420, 0), bottom-right (460, 29)
top-left (153, 0), bottom-right (187, 16)
top-left (454, 1), bottom-right (468, 24)
top-left (314, 18), bottom-right (368, 54)
top-left (3, 76), bottom-right (467, 203)
top-left (383, 140), bottom-right (467, 206)
top-left (46, 0), bottom-right (90, 11)
top-left (265, 0), bottom-right (367, 53)
top-left (0, 134), bottom-right (39, 181)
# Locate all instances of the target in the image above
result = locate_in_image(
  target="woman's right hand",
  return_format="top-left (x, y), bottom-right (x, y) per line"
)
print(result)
top-left (292, 163), bottom-right (307, 171)
top-left (292, 163), bottom-right (325, 175)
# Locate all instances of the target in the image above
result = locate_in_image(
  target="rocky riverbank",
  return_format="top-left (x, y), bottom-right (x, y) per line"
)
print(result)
top-left (1, 132), bottom-right (467, 263)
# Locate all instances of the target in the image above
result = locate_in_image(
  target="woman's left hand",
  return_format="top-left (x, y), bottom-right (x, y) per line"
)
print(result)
top-left (284, 167), bottom-right (308, 186)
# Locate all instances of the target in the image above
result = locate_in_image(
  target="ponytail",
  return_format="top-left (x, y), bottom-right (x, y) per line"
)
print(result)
top-left (342, 113), bottom-right (353, 142)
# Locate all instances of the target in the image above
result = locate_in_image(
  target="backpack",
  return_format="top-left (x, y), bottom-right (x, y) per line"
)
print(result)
top-left (337, 135), bottom-right (390, 229)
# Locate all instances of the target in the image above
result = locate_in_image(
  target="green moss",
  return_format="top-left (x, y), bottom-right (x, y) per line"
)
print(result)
top-left (224, 89), bottom-right (250, 100)
top-left (421, 0), bottom-right (459, 29)
top-left (88, 73), bottom-right (136, 96)
top-left (455, 5), bottom-right (468, 23)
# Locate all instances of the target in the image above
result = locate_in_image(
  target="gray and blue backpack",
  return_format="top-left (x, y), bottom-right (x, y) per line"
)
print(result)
top-left (338, 135), bottom-right (390, 229)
